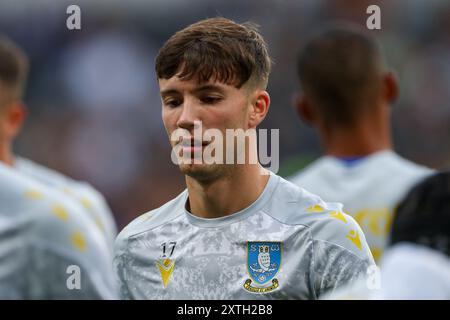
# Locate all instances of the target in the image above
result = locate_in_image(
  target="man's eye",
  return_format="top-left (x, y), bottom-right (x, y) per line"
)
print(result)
top-left (200, 96), bottom-right (222, 104)
top-left (164, 99), bottom-right (182, 107)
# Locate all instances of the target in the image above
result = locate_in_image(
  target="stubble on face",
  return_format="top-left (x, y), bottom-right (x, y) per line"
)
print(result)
top-left (160, 76), bottom-right (254, 184)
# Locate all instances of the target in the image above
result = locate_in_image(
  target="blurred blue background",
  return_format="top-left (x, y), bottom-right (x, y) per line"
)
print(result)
top-left (1, 0), bottom-right (449, 228)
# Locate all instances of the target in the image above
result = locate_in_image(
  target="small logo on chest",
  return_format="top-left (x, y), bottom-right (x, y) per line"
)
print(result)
top-left (244, 242), bottom-right (282, 293)
top-left (156, 241), bottom-right (177, 288)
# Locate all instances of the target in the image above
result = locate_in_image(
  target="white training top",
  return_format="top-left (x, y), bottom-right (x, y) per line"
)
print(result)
top-left (321, 243), bottom-right (450, 300)
top-left (115, 173), bottom-right (374, 299)
top-left (289, 150), bottom-right (434, 262)
top-left (0, 162), bottom-right (117, 299)
top-left (14, 157), bottom-right (117, 251)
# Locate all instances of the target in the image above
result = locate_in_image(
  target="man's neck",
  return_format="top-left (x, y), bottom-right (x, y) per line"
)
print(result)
top-left (185, 164), bottom-right (270, 219)
top-left (319, 114), bottom-right (392, 158)
top-left (0, 143), bottom-right (14, 166)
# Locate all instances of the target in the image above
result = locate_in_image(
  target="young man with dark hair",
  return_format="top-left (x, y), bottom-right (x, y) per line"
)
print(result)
top-left (114, 17), bottom-right (374, 300)
top-left (289, 24), bottom-right (433, 263)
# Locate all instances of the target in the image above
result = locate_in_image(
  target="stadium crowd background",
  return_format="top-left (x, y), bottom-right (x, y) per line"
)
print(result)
top-left (1, 0), bottom-right (449, 229)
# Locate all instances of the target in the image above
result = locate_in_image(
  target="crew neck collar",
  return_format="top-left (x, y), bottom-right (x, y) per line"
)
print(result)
top-left (184, 172), bottom-right (279, 228)
top-left (328, 149), bottom-right (395, 167)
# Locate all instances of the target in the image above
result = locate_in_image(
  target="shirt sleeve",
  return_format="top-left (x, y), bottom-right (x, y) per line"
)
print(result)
top-left (113, 231), bottom-right (137, 300)
top-left (26, 199), bottom-right (119, 299)
top-left (309, 209), bottom-right (375, 298)
top-left (311, 238), bottom-right (372, 298)
top-left (71, 184), bottom-right (118, 252)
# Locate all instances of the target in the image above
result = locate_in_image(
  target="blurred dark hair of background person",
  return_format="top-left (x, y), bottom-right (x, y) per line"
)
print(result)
top-left (373, 172), bottom-right (450, 299)
top-left (391, 172), bottom-right (450, 257)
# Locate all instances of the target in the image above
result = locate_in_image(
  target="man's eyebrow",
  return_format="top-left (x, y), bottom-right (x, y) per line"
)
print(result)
top-left (192, 84), bottom-right (226, 94)
top-left (160, 84), bottom-right (226, 96)
top-left (160, 89), bottom-right (180, 96)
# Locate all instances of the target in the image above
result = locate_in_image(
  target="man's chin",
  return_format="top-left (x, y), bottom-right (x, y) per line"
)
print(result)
top-left (178, 163), bottom-right (223, 182)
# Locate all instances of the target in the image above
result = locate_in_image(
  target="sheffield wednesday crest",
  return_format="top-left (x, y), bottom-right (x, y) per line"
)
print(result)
top-left (244, 242), bottom-right (282, 293)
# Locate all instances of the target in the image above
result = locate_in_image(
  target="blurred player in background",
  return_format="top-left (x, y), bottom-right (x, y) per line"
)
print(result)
top-left (322, 171), bottom-right (450, 299)
top-left (378, 171), bottom-right (450, 299)
top-left (115, 17), bottom-right (374, 300)
top-left (0, 35), bottom-right (117, 250)
top-left (0, 35), bottom-right (118, 299)
top-left (289, 24), bottom-right (434, 262)
top-left (0, 162), bottom-right (117, 299)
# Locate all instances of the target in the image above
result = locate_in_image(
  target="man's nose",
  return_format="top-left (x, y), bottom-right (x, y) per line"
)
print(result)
top-left (176, 99), bottom-right (201, 131)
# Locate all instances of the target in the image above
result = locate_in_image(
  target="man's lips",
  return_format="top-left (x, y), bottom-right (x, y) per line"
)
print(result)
top-left (177, 139), bottom-right (210, 147)
top-left (174, 140), bottom-right (211, 158)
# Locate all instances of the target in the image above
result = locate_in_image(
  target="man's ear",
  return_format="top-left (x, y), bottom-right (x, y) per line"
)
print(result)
top-left (294, 94), bottom-right (315, 126)
top-left (4, 102), bottom-right (27, 139)
top-left (383, 71), bottom-right (399, 105)
top-left (248, 90), bottom-right (270, 128)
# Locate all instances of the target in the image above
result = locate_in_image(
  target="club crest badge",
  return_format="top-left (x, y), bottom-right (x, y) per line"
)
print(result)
top-left (244, 242), bottom-right (282, 293)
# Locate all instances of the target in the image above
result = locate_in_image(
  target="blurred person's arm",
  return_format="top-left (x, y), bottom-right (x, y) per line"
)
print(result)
top-left (14, 157), bottom-right (118, 253)
top-left (25, 198), bottom-right (118, 299)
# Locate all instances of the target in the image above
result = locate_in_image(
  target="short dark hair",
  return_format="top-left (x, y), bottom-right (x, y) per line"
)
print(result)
top-left (0, 35), bottom-right (29, 106)
top-left (390, 172), bottom-right (450, 257)
top-left (297, 23), bottom-right (385, 126)
top-left (155, 17), bottom-right (272, 89)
